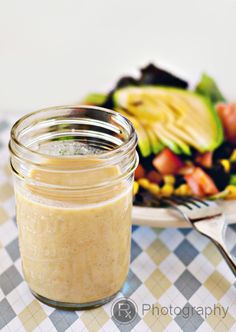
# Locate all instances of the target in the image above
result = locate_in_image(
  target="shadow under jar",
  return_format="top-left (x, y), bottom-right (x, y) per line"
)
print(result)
top-left (9, 106), bottom-right (138, 309)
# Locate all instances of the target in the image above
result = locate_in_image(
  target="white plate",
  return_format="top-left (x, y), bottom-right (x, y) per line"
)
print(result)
top-left (132, 200), bottom-right (236, 228)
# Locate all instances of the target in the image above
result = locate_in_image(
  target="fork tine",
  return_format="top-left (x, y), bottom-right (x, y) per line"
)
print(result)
top-left (173, 196), bottom-right (205, 208)
top-left (171, 196), bottom-right (201, 208)
top-left (187, 196), bottom-right (209, 207)
top-left (163, 196), bottom-right (193, 210)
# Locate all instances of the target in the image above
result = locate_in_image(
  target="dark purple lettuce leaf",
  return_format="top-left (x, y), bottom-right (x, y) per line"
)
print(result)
top-left (139, 64), bottom-right (188, 88)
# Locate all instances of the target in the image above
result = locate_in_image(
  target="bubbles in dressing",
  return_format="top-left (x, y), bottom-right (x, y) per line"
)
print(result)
top-left (38, 141), bottom-right (104, 156)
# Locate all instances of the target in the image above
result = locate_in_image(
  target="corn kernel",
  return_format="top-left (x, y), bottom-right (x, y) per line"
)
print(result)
top-left (161, 184), bottom-right (174, 197)
top-left (230, 149), bottom-right (236, 162)
top-left (133, 181), bottom-right (139, 195)
top-left (226, 185), bottom-right (236, 199)
top-left (138, 178), bottom-right (150, 189)
top-left (174, 188), bottom-right (180, 195)
top-left (163, 175), bottom-right (175, 185)
top-left (220, 159), bottom-right (230, 172)
top-left (175, 184), bottom-right (191, 196)
top-left (149, 183), bottom-right (160, 196)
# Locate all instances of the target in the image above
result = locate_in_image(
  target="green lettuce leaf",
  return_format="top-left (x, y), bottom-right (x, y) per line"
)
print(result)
top-left (195, 73), bottom-right (226, 104)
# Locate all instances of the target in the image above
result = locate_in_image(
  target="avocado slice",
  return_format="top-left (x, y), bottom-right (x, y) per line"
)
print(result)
top-left (153, 123), bottom-right (191, 155)
top-left (114, 87), bottom-right (223, 154)
top-left (145, 126), bottom-right (164, 154)
top-left (116, 108), bottom-right (151, 157)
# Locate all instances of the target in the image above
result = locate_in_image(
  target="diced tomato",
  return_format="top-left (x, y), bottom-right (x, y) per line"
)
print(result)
top-left (184, 172), bottom-right (204, 196)
top-left (195, 152), bottom-right (213, 168)
top-left (152, 148), bottom-right (184, 175)
top-left (135, 164), bottom-right (145, 180)
top-left (147, 170), bottom-right (162, 184)
top-left (216, 103), bottom-right (236, 143)
top-left (178, 164), bottom-right (195, 175)
top-left (185, 167), bottom-right (219, 196)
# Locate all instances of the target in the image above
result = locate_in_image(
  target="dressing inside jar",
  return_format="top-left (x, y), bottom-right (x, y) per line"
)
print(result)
top-left (9, 106), bottom-right (138, 309)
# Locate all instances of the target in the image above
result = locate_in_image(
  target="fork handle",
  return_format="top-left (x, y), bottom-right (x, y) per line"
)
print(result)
top-left (211, 239), bottom-right (236, 277)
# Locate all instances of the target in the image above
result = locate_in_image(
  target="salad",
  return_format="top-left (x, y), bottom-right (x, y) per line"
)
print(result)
top-left (83, 64), bottom-right (236, 207)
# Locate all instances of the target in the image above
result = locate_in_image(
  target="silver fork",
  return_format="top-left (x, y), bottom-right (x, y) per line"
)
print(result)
top-left (163, 196), bottom-right (236, 277)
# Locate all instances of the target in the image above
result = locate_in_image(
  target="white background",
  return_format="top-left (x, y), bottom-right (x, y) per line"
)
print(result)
top-left (0, 0), bottom-right (236, 115)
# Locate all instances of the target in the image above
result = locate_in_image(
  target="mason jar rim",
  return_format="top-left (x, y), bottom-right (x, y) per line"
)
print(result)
top-left (10, 105), bottom-right (137, 161)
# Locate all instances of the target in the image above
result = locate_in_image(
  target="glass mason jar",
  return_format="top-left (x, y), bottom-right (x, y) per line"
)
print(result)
top-left (9, 106), bottom-right (138, 309)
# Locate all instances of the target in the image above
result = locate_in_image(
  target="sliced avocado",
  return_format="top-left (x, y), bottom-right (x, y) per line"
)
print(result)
top-left (154, 129), bottom-right (182, 154)
top-left (145, 126), bottom-right (164, 154)
top-left (167, 123), bottom-right (199, 150)
top-left (113, 87), bottom-right (223, 154)
top-left (153, 123), bottom-right (191, 155)
top-left (116, 108), bottom-right (151, 157)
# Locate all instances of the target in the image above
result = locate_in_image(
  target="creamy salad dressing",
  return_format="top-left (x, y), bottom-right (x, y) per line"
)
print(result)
top-left (15, 142), bottom-right (133, 304)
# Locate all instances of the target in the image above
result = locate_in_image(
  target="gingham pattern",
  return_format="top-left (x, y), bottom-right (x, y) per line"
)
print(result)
top-left (1, 116), bottom-right (236, 332)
